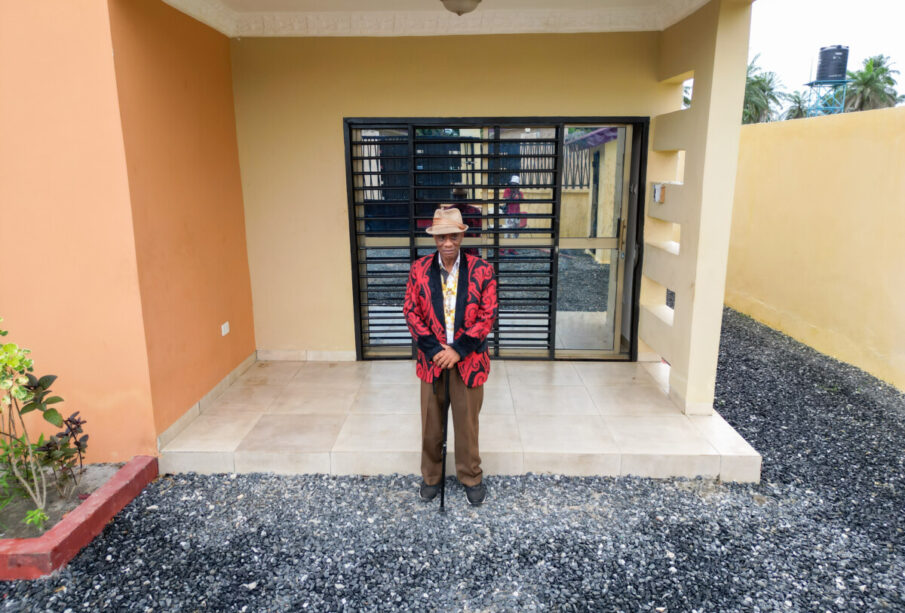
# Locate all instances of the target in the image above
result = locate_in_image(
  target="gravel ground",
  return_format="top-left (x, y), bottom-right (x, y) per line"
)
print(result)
top-left (2, 307), bottom-right (904, 611)
top-left (554, 251), bottom-right (609, 312)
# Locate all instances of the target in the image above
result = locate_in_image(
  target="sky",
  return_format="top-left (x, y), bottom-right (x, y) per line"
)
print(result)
top-left (748, 0), bottom-right (905, 107)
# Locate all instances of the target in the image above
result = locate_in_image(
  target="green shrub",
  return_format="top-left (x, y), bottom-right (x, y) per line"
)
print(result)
top-left (0, 317), bottom-right (89, 530)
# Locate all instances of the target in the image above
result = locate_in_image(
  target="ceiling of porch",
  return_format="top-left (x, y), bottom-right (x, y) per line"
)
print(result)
top-left (161, 0), bottom-right (712, 37)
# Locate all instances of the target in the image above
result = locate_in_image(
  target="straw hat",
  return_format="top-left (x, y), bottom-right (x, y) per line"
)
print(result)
top-left (426, 204), bottom-right (469, 235)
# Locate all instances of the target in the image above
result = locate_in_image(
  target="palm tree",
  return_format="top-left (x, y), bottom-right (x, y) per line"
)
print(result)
top-left (743, 54), bottom-right (786, 123)
top-left (783, 91), bottom-right (809, 119)
top-left (844, 55), bottom-right (902, 111)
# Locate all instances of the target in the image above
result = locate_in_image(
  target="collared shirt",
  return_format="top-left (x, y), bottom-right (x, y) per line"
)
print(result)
top-left (438, 250), bottom-right (460, 344)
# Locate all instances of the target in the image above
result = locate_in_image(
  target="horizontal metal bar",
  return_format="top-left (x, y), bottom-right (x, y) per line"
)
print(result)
top-left (497, 299), bottom-right (554, 305)
top-left (352, 184), bottom-right (558, 191)
top-left (492, 344), bottom-right (551, 349)
top-left (355, 199), bottom-right (557, 206)
top-left (355, 231), bottom-right (412, 237)
top-left (351, 171), bottom-right (410, 176)
top-left (404, 199), bottom-right (556, 205)
top-left (412, 169), bottom-right (555, 175)
top-left (351, 154), bottom-right (558, 161)
top-left (412, 138), bottom-right (557, 144)
top-left (353, 214), bottom-right (556, 221)
top-left (352, 169), bottom-right (557, 176)
top-left (356, 228), bottom-right (554, 237)
top-left (350, 140), bottom-right (408, 145)
top-left (346, 115), bottom-right (646, 125)
top-left (363, 335), bottom-right (412, 340)
top-left (358, 272), bottom-right (408, 278)
top-left (491, 272), bottom-right (553, 277)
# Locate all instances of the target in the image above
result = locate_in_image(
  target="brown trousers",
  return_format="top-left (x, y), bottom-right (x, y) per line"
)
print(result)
top-left (420, 367), bottom-right (483, 487)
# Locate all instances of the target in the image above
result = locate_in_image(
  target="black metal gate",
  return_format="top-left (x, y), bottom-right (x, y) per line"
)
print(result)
top-left (344, 117), bottom-right (647, 360)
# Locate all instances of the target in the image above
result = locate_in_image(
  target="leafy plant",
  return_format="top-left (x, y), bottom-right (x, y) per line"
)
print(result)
top-left (35, 412), bottom-right (89, 498)
top-left (23, 508), bottom-right (48, 530)
top-left (0, 317), bottom-right (89, 527)
top-left (0, 322), bottom-right (48, 513)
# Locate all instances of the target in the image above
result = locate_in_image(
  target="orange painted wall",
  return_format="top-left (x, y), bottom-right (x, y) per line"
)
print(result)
top-left (107, 0), bottom-right (256, 435)
top-left (0, 2), bottom-right (157, 460)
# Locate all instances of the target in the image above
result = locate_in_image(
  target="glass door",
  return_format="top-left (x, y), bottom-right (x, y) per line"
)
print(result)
top-left (554, 125), bottom-right (633, 358)
top-left (345, 118), bottom-right (642, 361)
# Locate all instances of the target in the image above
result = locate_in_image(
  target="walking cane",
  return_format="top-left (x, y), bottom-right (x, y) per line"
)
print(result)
top-left (439, 366), bottom-right (451, 513)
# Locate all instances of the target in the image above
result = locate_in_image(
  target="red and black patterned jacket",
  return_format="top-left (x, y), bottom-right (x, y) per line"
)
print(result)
top-left (403, 251), bottom-right (498, 388)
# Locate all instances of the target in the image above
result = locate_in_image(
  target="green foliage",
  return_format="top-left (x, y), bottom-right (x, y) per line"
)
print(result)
top-left (743, 52), bottom-right (903, 122)
top-left (36, 412), bottom-right (89, 497)
top-left (23, 508), bottom-right (48, 531)
top-left (0, 317), bottom-right (90, 528)
top-left (0, 435), bottom-right (42, 487)
top-left (845, 54), bottom-right (904, 112)
top-left (743, 54), bottom-right (786, 124)
top-left (783, 91), bottom-right (809, 120)
top-left (0, 472), bottom-right (16, 521)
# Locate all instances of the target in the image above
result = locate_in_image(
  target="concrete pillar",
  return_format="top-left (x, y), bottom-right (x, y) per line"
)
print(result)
top-left (639, 0), bottom-right (753, 414)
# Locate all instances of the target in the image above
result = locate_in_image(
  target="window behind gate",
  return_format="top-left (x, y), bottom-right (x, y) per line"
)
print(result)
top-left (346, 122), bottom-right (562, 360)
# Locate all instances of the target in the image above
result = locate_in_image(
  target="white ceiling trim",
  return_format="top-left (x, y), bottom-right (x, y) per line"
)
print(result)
top-left (161, 0), bottom-right (711, 37)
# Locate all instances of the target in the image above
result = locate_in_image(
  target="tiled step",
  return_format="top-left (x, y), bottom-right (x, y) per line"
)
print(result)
top-left (159, 360), bottom-right (761, 483)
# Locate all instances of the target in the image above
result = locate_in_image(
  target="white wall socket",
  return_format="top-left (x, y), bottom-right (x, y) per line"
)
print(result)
top-left (221, 321), bottom-right (230, 336)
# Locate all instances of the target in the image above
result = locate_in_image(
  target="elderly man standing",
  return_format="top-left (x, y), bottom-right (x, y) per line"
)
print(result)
top-left (403, 204), bottom-right (498, 506)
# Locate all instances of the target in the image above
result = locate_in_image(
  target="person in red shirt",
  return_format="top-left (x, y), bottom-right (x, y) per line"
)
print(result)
top-left (500, 175), bottom-right (526, 255)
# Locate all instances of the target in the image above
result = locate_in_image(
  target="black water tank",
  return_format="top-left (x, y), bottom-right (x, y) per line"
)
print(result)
top-left (816, 45), bottom-right (849, 81)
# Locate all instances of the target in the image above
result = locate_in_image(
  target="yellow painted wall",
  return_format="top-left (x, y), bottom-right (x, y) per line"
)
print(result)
top-left (231, 33), bottom-right (683, 352)
top-left (726, 106), bottom-right (905, 391)
top-left (560, 189), bottom-right (591, 238)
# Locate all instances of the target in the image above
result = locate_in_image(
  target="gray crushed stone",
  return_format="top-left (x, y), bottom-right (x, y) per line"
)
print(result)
top-left (2, 307), bottom-right (903, 611)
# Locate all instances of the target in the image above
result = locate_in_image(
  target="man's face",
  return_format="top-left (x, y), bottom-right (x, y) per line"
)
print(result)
top-left (434, 232), bottom-right (463, 261)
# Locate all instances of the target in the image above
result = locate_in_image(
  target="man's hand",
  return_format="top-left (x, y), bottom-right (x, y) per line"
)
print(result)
top-left (432, 344), bottom-right (461, 369)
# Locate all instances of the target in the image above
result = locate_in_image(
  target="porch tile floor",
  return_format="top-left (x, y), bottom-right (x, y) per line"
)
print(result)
top-left (160, 359), bottom-right (762, 482)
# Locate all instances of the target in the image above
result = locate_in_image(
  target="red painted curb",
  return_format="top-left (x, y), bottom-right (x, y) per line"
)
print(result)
top-left (0, 455), bottom-right (158, 580)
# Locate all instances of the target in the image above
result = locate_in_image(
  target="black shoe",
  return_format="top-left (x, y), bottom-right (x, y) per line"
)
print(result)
top-left (419, 480), bottom-right (441, 501)
top-left (464, 481), bottom-right (486, 506)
